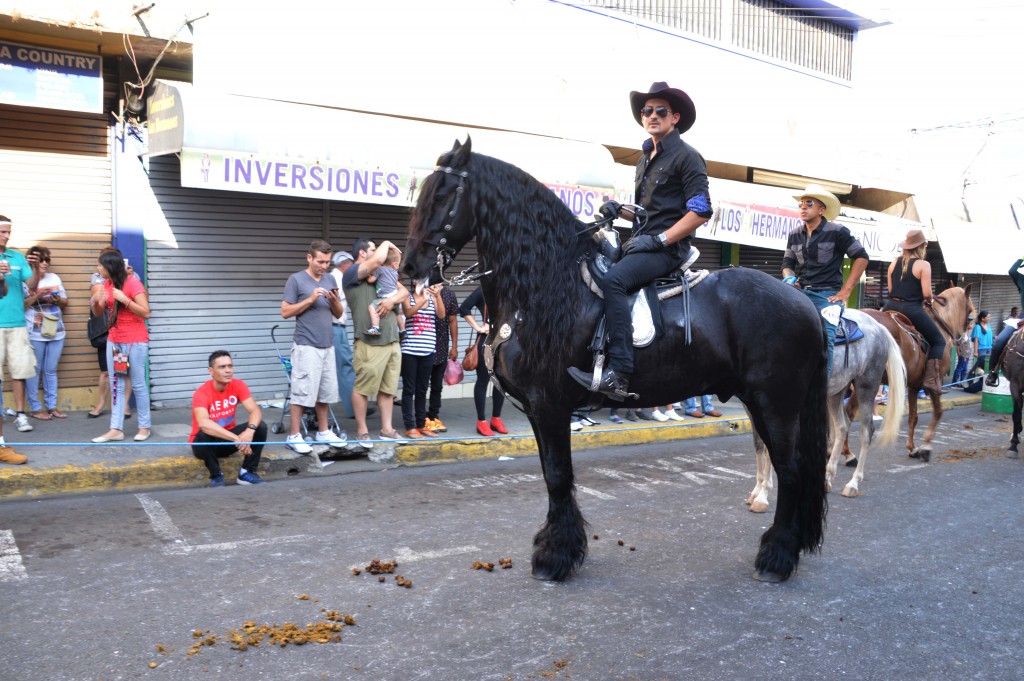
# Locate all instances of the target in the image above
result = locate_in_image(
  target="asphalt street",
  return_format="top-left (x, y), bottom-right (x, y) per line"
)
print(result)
top-left (0, 405), bottom-right (1021, 681)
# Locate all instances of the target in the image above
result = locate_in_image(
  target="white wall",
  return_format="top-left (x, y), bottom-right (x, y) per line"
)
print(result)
top-left (194, 0), bottom-right (872, 184)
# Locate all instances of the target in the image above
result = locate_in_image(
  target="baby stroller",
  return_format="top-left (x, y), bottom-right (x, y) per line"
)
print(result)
top-left (270, 325), bottom-right (361, 461)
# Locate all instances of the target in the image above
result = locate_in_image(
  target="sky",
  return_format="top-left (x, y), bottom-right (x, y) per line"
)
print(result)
top-left (844, 0), bottom-right (1024, 219)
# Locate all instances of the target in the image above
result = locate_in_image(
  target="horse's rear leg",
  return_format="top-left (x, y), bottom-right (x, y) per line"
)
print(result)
top-left (529, 408), bottom-right (588, 581)
top-left (824, 393), bottom-right (848, 494)
top-left (747, 430), bottom-right (773, 513)
top-left (841, 384), bottom-right (878, 498)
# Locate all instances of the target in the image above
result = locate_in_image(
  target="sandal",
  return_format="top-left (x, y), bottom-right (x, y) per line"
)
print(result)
top-left (49, 409), bottom-right (67, 419)
top-left (29, 411), bottom-right (52, 420)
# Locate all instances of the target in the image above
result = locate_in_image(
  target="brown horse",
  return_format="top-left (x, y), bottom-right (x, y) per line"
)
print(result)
top-left (851, 285), bottom-right (976, 461)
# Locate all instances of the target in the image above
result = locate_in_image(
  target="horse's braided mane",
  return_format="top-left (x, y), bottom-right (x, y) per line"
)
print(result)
top-left (467, 152), bottom-right (594, 382)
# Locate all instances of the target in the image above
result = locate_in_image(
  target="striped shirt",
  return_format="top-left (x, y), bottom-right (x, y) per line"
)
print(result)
top-left (401, 294), bottom-right (437, 357)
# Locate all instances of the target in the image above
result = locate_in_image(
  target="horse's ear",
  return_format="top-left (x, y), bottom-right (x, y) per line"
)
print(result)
top-left (963, 281), bottom-right (974, 299)
top-left (450, 135), bottom-right (472, 168)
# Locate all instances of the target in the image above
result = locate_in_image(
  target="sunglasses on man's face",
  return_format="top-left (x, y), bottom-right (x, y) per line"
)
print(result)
top-left (640, 105), bottom-right (672, 119)
top-left (797, 199), bottom-right (819, 209)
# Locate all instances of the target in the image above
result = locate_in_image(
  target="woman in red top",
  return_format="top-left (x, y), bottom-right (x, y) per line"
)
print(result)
top-left (90, 249), bottom-right (152, 442)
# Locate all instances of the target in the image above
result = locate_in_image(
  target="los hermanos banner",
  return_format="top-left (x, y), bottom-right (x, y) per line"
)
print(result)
top-left (179, 148), bottom-right (620, 218)
top-left (705, 199), bottom-right (920, 262)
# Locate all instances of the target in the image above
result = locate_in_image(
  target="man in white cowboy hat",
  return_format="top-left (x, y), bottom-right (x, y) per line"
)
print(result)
top-left (782, 184), bottom-right (869, 374)
top-left (568, 81), bottom-right (712, 400)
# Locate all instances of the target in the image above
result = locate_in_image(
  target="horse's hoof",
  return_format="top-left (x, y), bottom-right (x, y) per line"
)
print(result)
top-left (917, 448), bottom-right (931, 463)
top-left (908, 450), bottom-right (919, 459)
top-left (841, 486), bottom-right (860, 498)
top-left (844, 456), bottom-right (858, 468)
top-left (749, 501), bottom-right (769, 513)
top-left (1007, 449), bottom-right (1019, 459)
top-left (753, 569), bottom-right (786, 583)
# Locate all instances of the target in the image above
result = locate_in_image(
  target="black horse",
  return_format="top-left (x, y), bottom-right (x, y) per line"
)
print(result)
top-left (404, 138), bottom-right (830, 582)
top-left (997, 328), bottom-right (1024, 457)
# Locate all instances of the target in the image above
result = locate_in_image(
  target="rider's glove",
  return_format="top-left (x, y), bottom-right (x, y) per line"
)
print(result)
top-left (598, 200), bottom-right (622, 221)
top-left (621, 234), bottom-right (661, 256)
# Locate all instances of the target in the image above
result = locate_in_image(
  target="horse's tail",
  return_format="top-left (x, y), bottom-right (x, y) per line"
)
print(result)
top-left (797, 339), bottom-right (830, 554)
top-left (876, 330), bottom-right (907, 447)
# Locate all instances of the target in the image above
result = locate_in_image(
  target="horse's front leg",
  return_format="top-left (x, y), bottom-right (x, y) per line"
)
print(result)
top-left (1009, 394), bottom-right (1022, 459)
top-left (746, 431), bottom-right (774, 513)
top-left (905, 390), bottom-right (920, 455)
top-left (529, 404), bottom-right (588, 581)
top-left (911, 391), bottom-right (943, 463)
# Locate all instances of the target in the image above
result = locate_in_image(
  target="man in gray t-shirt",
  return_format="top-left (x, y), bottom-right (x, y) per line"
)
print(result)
top-left (281, 239), bottom-right (345, 454)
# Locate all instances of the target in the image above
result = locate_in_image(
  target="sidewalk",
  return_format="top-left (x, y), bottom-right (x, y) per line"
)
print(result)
top-left (0, 392), bottom-right (983, 500)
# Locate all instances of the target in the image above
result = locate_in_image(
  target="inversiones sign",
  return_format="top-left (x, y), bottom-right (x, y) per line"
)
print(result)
top-left (0, 40), bottom-right (103, 113)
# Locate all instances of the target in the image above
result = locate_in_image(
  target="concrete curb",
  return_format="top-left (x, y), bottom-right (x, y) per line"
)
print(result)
top-left (0, 393), bottom-right (985, 500)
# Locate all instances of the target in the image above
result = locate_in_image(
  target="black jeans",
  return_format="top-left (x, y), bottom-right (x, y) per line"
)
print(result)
top-left (473, 333), bottom-right (503, 421)
top-left (191, 422), bottom-right (267, 479)
top-left (601, 247), bottom-right (684, 374)
top-left (401, 353), bottom-right (433, 430)
top-left (427, 360), bottom-right (445, 420)
top-left (882, 300), bottom-right (947, 360)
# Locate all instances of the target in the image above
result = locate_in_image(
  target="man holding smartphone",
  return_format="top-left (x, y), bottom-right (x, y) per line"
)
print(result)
top-left (281, 239), bottom-right (348, 454)
top-left (0, 216), bottom-right (39, 460)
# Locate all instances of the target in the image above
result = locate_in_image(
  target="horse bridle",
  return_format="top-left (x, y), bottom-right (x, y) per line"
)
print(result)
top-left (425, 165), bottom-right (491, 286)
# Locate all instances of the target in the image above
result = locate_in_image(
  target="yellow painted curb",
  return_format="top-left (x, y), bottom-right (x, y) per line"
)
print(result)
top-left (394, 417), bottom-right (753, 465)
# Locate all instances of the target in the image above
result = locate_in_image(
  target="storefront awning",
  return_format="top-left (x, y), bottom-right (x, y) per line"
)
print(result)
top-left (931, 219), bottom-right (1024, 275)
top-left (701, 178), bottom-right (929, 261)
top-left (145, 81), bottom-right (619, 215)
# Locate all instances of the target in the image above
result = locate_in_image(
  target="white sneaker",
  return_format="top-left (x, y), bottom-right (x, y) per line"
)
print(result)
top-left (285, 433), bottom-right (312, 454)
top-left (15, 413), bottom-right (32, 432)
top-left (314, 430), bottom-right (347, 447)
top-left (652, 409), bottom-right (669, 422)
top-left (664, 408), bottom-right (684, 421)
top-left (570, 419), bottom-right (584, 432)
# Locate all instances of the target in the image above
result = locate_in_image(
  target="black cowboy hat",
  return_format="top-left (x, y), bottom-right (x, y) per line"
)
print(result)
top-left (629, 81), bottom-right (697, 133)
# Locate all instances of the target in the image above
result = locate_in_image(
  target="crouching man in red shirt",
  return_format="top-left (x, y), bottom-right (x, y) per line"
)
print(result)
top-left (190, 350), bottom-right (268, 487)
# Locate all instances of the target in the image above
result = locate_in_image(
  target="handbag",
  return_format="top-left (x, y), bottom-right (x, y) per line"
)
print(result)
top-left (87, 312), bottom-right (108, 348)
top-left (462, 333), bottom-right (479, 372)
top-left (40, 312), bottom-right (59, 338)
top-left (443, 358), bottom-right (465, 385)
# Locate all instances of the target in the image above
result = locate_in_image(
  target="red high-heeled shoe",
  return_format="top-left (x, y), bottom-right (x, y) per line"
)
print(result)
top-left (489, 417), bottom-right (508, 434)
top-left (476, 420), bottom-right (494, 436)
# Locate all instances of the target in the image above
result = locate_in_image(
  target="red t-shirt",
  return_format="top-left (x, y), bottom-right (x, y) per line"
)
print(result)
top-left (189, 379), bottom-right (253, 443)
top-left (106, 277), bottom-right (149, 343)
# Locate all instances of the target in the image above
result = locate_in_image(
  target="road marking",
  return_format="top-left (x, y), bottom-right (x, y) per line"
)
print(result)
top-left (0, 529), bottom-right (27, 582)
top-left (708, 466), bottom-right (754, 478)
top-left (577, 485), bottom-right (616, 500)
top-left (136, 493), bottom-right (310, 555)
top-left (426, 473), bottom-right (542, 490)
top-left (136, 493), bottom-right (189, 550)
top-left (393, 545), bottom-right (480, 563)
top-left (888, 463), bottom-right (929, 473)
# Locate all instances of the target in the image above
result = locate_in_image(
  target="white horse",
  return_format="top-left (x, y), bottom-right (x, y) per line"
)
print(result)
top-left (746, 307), bottom-right (907, 510)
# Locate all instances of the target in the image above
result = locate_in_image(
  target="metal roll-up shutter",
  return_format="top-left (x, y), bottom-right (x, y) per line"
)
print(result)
top-left (146, 155), bottom-right (328, 406)
top-left (959, 274), bottom-right (1020, 323)
top-left (0, 102), bottom-right (112, 393)
top-left (691, 237), bottom-right (722, 271)
top-left (328, 203), bottom-right (482, 391)
top-left (738, 245), bottom-right (785, 276)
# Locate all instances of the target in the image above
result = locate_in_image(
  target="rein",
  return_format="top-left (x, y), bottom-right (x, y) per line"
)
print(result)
top-left (926, 294), bottom-right (965, 345)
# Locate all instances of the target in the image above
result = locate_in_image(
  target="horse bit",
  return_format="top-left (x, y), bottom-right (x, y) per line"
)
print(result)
top-left (432, 165), bottom-right (492, 286)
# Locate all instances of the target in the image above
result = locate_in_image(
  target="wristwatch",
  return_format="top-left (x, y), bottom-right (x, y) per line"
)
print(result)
top-left (247, 423), bottom-right (259, 431)
top-left (657, 232), bottom-right (669, 247)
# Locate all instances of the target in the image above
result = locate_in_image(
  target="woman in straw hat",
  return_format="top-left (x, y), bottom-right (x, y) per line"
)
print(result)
top-left (882, 228), bottom-right (947, 394)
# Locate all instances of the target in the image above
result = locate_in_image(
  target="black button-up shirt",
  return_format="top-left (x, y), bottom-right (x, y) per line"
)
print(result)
top-left (634, 130), bottom-right (711, 257)
top-left (782, 219), bottom-right (869, 290)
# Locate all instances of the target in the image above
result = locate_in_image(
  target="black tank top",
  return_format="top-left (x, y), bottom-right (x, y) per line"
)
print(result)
top-left (889, 257), bottom-right (924, 302)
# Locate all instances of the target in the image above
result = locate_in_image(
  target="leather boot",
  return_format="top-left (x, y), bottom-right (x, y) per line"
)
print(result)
top-left (923, 358), bottom-right (943, 395)
top-left (567, 367), bottom-right (632, 401)
top-left (985, 369), bottom-right (1001, 387)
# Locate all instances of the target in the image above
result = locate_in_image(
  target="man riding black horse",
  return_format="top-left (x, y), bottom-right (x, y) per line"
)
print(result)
top-left (568, 81), bottom-right (713, 400)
